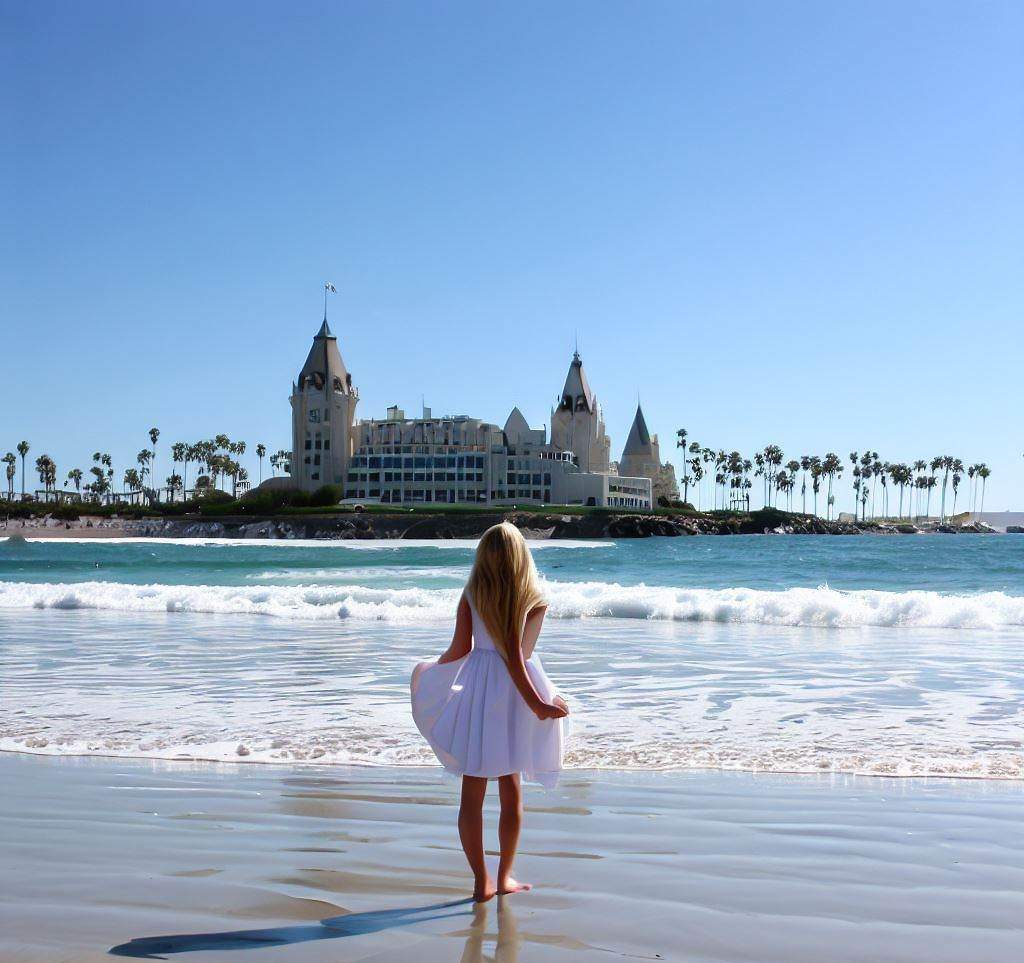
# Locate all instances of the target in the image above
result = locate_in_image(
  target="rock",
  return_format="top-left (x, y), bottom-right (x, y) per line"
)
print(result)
top-left (238, 521), bottom-right (278, 538)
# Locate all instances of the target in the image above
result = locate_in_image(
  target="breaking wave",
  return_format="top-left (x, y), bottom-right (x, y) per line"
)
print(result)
top-left (2, 579), bottom-right (1023, 629)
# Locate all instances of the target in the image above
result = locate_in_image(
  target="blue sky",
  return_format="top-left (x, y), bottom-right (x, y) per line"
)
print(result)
top-left (3, 1), bottom-right (1022, 511)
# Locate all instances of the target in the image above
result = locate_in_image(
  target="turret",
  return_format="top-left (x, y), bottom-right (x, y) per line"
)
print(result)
top-left (289, 317), bottom-right (358, 492)
top-left (550, 351), bottom-right (611, 472)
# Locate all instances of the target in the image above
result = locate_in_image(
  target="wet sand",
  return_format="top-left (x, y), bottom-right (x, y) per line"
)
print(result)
top-left (1, 753), bottom-right (1022, 962)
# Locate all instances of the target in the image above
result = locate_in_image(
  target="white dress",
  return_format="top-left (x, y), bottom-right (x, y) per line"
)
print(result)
top-left (410, 596), bottom-right (564, 788)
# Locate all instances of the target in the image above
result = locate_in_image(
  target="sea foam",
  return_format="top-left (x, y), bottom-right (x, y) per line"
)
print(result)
top-left (2, 578), bottom-right (1023, 629)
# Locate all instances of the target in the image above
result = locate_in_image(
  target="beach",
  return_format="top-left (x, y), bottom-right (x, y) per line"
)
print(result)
top-left (2, 535), bottom-right (1023, 960)
top-left (2, 752), bottom-right (1023, 962)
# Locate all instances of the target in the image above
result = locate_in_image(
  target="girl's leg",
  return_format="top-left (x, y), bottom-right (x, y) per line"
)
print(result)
top-left (458, 775), bottom-right (494, 902)
top-left (496, 773), bottom-right (531, 894)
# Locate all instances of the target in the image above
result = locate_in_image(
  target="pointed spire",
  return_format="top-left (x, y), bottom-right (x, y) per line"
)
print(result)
top-left (558, 350), bottom-right (595, 413)
top-left (622, 403), bottom-right (652, 456)
top-left (298, 316), bottom-right (350, 390)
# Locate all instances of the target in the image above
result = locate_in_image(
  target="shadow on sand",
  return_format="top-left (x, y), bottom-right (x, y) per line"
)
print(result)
top-left (108, 898), bottom-right (476, 958)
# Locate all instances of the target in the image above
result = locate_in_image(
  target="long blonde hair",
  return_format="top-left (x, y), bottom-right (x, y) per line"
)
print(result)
top-left (466, 522), bottom-right (545, 661)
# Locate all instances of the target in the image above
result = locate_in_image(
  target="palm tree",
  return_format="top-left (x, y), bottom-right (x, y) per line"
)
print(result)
top-left (148, 428), bottom-right (160, 501)
top-left (784, 460), bottom-right (800, 512)
top-left (949, 459), bottom-right (964, 520)
top-left (35, 454), bottom-right (57, 495)
top-left (931, 456), bottom-right (949, 521)
top-left (766, 446), bottom-right (783, 508)
top-left (689, 456), bottom-right (705, 511)
top-left (821, 453), bottom-right (843, 520)
top-left (858, 452), bottom-right (877, 520)
top-left (230, 441), bottom-right (246, 497)
top-left (878, 463), bottom-right (890, 519)
top-left (137, 450), bottom-right (153, 495)
top-left (185, 443), bottom-right (200, 497)
top-left (3, 452), bottom-right (15, 500)
top-left (849, 452), bottom-right (859, 516)
top-left (167, 473), bottom-right (183, 500)
top-left (123, 468), bottom-right (141, 497)
top-left (16, 440), bottom-right (29, 498)
top-left (255, 443), bottom-right (267, 484)
top-left (807, 456), bottom-right (822, 517)
top-left (753, 452), bottom-right (766, 506)
top-left (977, 465), bottom-right (991, 516)
top-left (775, 470), bottom-right (789, 510)
top-left (676, 428), bottom-right (688, 493)
top-left (170, 443), bottom-right (186, 502)
top-left (66, 468), bottom-right (83, 496)
top-left (799, 456), bottom-right (811, 514)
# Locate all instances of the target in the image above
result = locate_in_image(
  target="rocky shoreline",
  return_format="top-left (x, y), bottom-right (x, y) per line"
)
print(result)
top-left (2, 509), bottom-right (1000, 540)
top-left (111, 511), bottom-right (995, 539)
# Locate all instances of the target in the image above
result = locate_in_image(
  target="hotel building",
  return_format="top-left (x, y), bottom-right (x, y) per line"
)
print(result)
top-left (285, 317), bottom-right (657, 510)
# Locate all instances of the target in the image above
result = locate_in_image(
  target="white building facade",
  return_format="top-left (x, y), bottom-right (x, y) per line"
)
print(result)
top-left (286, 320), bottom-right (652, 510)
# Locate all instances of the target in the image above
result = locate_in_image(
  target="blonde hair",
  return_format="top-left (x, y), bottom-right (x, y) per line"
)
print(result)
top-left (466, 522), bottom-right (545, 661)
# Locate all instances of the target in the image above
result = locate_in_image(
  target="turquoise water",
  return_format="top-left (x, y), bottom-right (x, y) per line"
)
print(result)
top-left (1, 534), bottom-right (1022, 778)
top-left (1, 534), bottom-right (1022, 593)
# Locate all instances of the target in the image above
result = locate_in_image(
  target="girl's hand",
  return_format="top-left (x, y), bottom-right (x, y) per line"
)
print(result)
top-left (535, 696), bottom-right (569, 720)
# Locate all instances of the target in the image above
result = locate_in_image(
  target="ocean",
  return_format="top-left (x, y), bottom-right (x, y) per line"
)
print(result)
top-left (1, 534), bottom-right (1022, 779)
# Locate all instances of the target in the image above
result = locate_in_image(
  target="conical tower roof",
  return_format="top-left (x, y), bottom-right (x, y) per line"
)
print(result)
top-left (557, 351), bottom-right (596, 413)
top-left (298, 316), bottom-right (352, 391)
top-left (621, 404), bottom-right (653, 459)
top-left (504, 406), bottom-right (531, 437)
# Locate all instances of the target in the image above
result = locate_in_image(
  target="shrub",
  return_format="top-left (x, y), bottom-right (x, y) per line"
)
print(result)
top-left (309, 484), bottom-right (344, 507)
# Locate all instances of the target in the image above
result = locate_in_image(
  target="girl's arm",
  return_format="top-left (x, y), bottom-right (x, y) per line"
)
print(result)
top-left (506, 606), bottom-right (568, 720)
top-left (437, 594), bottom-right (473, 664)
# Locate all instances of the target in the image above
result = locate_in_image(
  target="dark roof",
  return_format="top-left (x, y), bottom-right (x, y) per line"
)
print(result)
top-left (621, 404), bottom-right (653, 458)
top-left (298, 318), bottom-right (351, 388)
top-left (558, 351), bottom-right (596, 412)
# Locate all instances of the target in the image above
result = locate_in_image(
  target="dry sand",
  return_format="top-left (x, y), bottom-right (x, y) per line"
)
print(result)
top-left (1, 517), bottom-right (129, 539)
top-left (1, 753), bottom-right (1022, 962)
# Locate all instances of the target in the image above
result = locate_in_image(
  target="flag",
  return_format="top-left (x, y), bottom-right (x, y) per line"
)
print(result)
top-left (325, 282), bottom-right (337, 293)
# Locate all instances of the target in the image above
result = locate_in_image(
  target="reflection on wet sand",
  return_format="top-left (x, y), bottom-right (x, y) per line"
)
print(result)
top-left (456, 899), bottom-right (519, 963)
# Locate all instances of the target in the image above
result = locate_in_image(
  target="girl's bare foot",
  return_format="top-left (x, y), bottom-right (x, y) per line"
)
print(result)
top-left (474, 876), bottom-right (497, 902)
top-left (497, 876), bottom-right (532, 895)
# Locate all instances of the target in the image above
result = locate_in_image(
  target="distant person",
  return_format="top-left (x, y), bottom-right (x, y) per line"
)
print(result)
top-left (411, 522), bottom-right (568, 902)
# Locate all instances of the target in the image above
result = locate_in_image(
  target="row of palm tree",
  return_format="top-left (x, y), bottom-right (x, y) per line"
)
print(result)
top-left (3, 431), bottom-right (288, 505)
top-left (674, 431), bottom-right (992, 523)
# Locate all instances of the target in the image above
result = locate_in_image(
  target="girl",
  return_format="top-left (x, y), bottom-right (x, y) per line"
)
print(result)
top-left (411, 522), bottom-right (569, 902)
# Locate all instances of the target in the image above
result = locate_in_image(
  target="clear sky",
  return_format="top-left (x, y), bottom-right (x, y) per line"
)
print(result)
top-left (3, 1), bottom-right (1022, 512)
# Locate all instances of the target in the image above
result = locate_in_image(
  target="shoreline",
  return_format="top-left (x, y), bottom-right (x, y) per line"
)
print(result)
top-left (4, 745), bottom-right (1022, 783)
top-left (0, 509), bottom-right (1003, 540)
top-left (3, 752), bottom-right (1022, 962)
